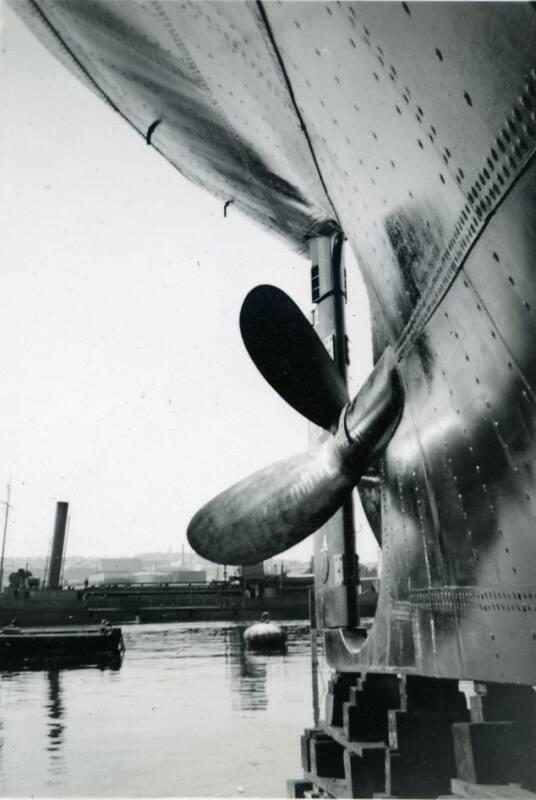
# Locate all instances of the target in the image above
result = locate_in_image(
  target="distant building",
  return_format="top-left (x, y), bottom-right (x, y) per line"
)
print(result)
top-left (131, 571), bottom-right (169, 584)
top-left (168, 569), bottom-right (206, 583)
top-left (132, 569), bottom-right (207, 584)
top-left (88, 572), bottom-right (134, 585)
top-left (99, 557), bottom-right (143, 572)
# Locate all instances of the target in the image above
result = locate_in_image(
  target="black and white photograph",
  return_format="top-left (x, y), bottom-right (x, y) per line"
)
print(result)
top-left (0, 1), bottom-right (535, 797)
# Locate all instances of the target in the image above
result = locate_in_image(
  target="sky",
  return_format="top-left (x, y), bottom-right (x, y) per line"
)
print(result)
top-left (0, 3), bottom-right (377, 562)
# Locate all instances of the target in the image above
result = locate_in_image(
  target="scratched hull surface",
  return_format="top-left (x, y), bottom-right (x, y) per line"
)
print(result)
top-left (9, 1), bottom-right (536, 684)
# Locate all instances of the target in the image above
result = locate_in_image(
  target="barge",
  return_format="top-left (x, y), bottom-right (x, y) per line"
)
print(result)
top-left (0, 623), bottom-right (124, 667)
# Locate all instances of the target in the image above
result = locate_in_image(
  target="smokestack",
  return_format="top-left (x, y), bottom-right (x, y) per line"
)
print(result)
top-left (47, 501), bottom-right (69, 590)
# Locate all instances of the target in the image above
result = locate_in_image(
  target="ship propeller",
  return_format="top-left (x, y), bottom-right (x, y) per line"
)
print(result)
top-left (187, 284), bottom-right (404, 565)
top-left (239, 285), bottom-right (348, 431)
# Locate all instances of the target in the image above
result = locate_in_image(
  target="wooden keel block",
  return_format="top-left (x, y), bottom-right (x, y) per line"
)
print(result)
top-left (450, 778), bottom-right (536, 798)
top-left (325, 673), bottom-right (358, 727)
top-left (309, 736), bottom-right (346, 780)
top-left (453, 721), bottom-right (521, 787)
top-left (343, 747), bottom-right (386, 798)
top-left (301, 729), bottom-right (323, 773)
top-left (343, 700), bottom-right (389, 743)
top-left (286, 779), bottom-right (315, 798)
top-left (343, 676), bottom-right (402, 744)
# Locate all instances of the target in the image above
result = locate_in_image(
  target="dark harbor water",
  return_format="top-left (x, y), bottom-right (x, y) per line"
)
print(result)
top-left (0, 622), bottom-right (324, 797)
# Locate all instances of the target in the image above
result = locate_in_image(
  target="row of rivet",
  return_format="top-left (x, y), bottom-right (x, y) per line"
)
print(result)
top-left (396, 68), bottom-right (536, 358)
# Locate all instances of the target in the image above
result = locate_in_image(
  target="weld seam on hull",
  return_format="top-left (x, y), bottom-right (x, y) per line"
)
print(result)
top-left (395, 75), bottom-right (536, 361)
top-left (28, 0), bottom-right (196, 193)
top-left (255, 0), bottom-right (340, 228)
top-left (29, 1), bottom-right (140, 134)
top-left (28, 0), bottom-right (301, 246)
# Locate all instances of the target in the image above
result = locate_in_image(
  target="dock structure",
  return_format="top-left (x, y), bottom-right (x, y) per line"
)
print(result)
top-left (288, 671), bottom-right (536, 798)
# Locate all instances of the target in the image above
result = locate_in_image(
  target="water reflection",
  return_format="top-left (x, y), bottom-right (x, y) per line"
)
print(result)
top-left (46, 670), bottom-right (64, 759)
top-left (0, 623), bottom-right (314, 797)
top-left (221, 624), bottom-right (294, 712)
top-left (0, 718), bottom-right (4, 793)
top-left (235, 646), bottom-right (268, 711)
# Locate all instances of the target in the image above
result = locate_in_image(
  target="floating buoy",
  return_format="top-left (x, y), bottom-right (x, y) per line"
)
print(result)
top-left (244, 612), bottom-right (286, 651)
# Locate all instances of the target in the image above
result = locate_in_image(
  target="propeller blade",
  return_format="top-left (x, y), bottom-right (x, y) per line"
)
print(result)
top-left (187, 349), bottom-right (404, 565)
top-left (240, 285), bottom-right (349, 430)
top-left (187, 436), bottom-right (355, 565)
